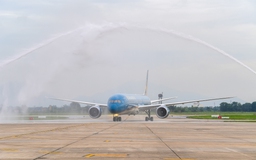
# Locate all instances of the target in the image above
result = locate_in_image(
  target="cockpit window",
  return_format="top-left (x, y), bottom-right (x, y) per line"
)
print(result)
top-left (109, 100), bottom-right (121, 103)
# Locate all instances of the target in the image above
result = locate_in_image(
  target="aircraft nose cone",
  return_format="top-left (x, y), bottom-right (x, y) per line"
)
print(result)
top-left (108, 94), bottom-right (127, 114)
top-left (108, 104), bottom-right (120, 114)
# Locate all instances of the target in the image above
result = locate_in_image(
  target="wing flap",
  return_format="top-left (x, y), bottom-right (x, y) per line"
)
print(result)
top-left (151, 96), bottom-right (177, 103)
top-left (47, 97), bottom-right (108, 107)
top-left (138, 96), bottom-right (234, 111)
top-left (138, 104), bottom-right (161, 111)
top-left (164, 96), bottom-right (234, 107)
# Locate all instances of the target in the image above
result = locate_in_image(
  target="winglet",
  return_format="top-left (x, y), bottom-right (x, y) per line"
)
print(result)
top-left (144, 70), bottom-right (149, 95)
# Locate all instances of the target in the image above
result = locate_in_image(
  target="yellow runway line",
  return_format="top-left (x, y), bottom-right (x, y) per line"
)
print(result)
top-left (84, 153), bottom-right (127, 158)
top-left (84, 154), bottom-right (95, 158)
top-left (1, 148), bottom-right (18, 152)
top-left (164, 158), bottom-right (195, 160)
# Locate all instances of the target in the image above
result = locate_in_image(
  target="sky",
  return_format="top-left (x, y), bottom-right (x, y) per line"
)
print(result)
top-left (0, 0), bottom-right (256, 108)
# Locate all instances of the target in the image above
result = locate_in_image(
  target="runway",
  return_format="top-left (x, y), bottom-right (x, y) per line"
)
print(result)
top-left (0, 115), bottom-right (255, 160)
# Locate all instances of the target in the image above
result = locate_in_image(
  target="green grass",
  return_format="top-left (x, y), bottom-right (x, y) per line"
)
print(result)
top-left (187, 113), bottom-right (256, 120)
top-left (171, 112), bottom-right (254, 116)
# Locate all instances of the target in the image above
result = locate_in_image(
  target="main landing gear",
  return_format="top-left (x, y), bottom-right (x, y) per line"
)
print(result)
top-left (113, 115), bottom-right (122, 121)
top-left (145, 109), bottom-right (153, 121)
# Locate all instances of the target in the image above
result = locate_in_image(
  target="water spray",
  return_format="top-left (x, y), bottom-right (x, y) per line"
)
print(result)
top-left (1, 23), bottom-right (255, 76)
top-left (0, 23), bottom-right (126, 69)
top-left (145, 27), bottom-right (256, 75)
top-left (0, 23), bottom-right (255, 112)
top-left (0, 27), bottom-right (81, 68)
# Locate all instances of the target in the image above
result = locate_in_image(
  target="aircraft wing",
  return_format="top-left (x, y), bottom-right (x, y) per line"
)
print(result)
top-left (48, 97), bottom-right (108, 107)
top-left (151, 96), bottom-right (177, 103)
top-left (139, 96), bottom-right (234, 111)
top-left (163, 96), bottom-right (234, 107)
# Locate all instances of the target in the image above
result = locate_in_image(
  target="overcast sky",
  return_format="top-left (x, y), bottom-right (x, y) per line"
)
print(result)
top-left (0, 0), bottom-right (256, 107)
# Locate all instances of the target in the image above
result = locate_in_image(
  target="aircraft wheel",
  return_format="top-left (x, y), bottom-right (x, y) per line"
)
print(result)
top-left (145, 117), bottom-right (148, 121)
top-left (150, 117), bottom-right (153, 121)
top-left (119, 117), bottom-right (122, 121)
top-left (113, 117), bottom-right (118, 122)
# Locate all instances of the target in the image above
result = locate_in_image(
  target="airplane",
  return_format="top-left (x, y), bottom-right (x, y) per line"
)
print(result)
top-left (49, 71), bottom-right (234, 121)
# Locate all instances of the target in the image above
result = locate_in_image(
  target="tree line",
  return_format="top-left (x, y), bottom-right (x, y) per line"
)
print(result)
top-left (219, 102), bottom-right (256, 112)
top-left (168, 101), bottom-right (256, 112)
top-left (1, 101), bottom-right (256, 115)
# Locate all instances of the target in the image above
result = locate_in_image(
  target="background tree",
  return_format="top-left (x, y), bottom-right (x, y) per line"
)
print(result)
top-left (70, 102), bottom-right (81, 113)
top-left (220, 102), bottom-right (230, 111)
top-left (231, 102), bottom-right (242, 111)
top-left (252, 102), bottom-right (256, 112)
top-left (242, 103), bottom-right (252, 112)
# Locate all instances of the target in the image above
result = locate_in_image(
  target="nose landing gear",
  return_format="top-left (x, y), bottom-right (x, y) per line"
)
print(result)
top-left (113, 114), bottom-right (122, 121)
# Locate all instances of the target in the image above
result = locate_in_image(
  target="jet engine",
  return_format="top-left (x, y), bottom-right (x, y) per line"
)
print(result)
top-left (88, 105), bottom-right (102, 119)
top-left (156, 105), bottom-right (170, 119)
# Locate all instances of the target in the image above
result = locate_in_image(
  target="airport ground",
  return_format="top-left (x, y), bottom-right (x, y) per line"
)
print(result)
top-left (0, 115), bottom-right (255, 160)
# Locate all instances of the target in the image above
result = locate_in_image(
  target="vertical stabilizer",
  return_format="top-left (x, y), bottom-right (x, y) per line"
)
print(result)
top-left (144, 70), bottom-right (149, 95)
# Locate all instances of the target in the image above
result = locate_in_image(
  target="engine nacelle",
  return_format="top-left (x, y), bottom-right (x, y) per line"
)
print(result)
top-left (156, 105), bottom-right (170, 119)
top-left (88, 105), bottom-right (102, 119)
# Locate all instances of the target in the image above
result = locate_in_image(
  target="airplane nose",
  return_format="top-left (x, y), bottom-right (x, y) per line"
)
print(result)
top-left (108, 104), bottom-right (120, 114)
top-left (108, 94), bottom-right (127, 114)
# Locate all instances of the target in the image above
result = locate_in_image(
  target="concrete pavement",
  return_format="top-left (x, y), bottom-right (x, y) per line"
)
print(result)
top-left (0, 115), bottom-right (255, 160)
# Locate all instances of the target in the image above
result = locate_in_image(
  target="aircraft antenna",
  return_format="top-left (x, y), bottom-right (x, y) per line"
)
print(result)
top-left (144, 70), bottom-right (149, 95)
top-left (158, 92), bottom-right (163, 104)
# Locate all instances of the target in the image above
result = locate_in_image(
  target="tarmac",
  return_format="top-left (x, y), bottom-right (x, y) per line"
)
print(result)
top-left (0, 115), bottom-right (255, 160)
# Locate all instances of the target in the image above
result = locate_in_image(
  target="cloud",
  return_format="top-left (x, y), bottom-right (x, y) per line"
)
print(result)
top-left (0, 0), bottom-right (256, 107)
